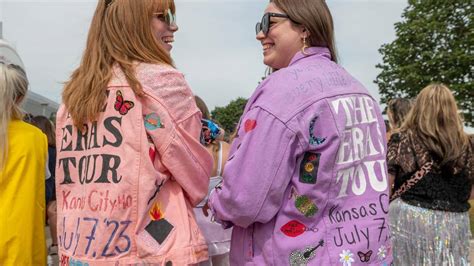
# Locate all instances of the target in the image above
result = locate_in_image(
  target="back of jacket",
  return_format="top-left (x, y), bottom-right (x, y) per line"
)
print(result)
top-left (209, 47), bottom-right (392, 265)
top-left (55, 63), bottom-right (213, 265)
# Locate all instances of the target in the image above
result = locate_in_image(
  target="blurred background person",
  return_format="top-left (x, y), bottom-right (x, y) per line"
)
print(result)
top-left (386, 97), bottom-right (412, 140)
top-left (31, 115), bottom-right (58, 261)
top-left (388, 83), bottom-right (473, 265)
top-left (0, 62), bottom-right (48, 265)
top-left (194, 95), bottom-right (231, 266)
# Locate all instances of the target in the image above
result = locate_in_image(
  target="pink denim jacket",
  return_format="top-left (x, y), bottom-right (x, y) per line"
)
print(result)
top-left (55, 63), bottom-right (213, 265)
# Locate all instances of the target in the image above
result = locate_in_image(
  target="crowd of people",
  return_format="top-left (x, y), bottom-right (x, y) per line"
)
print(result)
top-left (0, 0), bottom-right (472, 265)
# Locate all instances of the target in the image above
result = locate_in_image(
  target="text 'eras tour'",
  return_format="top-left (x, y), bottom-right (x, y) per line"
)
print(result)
top-left (58, 115), bottom-right (123, 186)
top-left (57, 96), bottom-right (133, 215)
top-left (331, 95), bottom-right (388, 198)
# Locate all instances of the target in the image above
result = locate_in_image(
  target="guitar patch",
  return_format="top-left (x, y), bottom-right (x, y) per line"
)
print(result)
top-left (289, 240), bottom-right (324, 266)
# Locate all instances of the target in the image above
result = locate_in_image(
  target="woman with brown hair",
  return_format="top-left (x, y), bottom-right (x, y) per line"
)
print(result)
top-left (56, 0), bottom-right (212, 264)
top-left (209, 0), bottom-right (391, 264)
top-left (0, 62), bottom-right (48, 265)
top-left (386, 98), bottom-right (412, 140)
top-left (31, 115), bottom-right (59, 260)
top-left (388, 83), bottom-right (473, 265)
top-left (193, 95), bottom-right (231, 266)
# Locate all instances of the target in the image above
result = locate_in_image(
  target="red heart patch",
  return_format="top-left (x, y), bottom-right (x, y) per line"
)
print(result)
top-left (149, 147), bottom-right (156, 162)
top-left (244, 119), bottom-right (257, 132)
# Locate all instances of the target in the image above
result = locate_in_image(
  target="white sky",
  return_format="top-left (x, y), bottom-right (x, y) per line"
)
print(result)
top-left (0, 0), bottom-right (407, 111)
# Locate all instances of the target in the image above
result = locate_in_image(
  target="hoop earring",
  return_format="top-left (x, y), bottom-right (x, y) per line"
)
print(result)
top-left (301, 36), bottom-right (309, 55)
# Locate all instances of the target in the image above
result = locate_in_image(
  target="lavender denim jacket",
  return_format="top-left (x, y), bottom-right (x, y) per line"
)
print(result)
top-left (209, 47), bottom-right (392, 265)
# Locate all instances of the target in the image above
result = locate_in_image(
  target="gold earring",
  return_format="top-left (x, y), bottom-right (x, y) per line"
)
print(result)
top-left (301, 36), bottom-right (309, 55)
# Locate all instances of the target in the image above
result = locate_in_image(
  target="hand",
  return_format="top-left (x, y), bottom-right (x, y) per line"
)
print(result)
top-left (202, 202), bottom-right (210, 217)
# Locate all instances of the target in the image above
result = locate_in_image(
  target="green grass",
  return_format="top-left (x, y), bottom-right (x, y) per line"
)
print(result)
top-left (470, 200), bottom-right (474, 236)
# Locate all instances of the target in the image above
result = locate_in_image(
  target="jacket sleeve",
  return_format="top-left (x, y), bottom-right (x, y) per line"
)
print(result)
top-left (160, 113), bottom-right (213, 206)
top-left (209, 107), bottom-right (300, 228)
top-left (143, 66), bottom-right (213, 207)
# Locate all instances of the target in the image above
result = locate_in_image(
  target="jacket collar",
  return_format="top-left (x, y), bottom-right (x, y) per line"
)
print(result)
top-left (288, 46), bottom-right (332, 66)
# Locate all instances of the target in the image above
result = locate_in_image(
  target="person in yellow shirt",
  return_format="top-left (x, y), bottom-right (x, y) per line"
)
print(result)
top-left (0, 62), bottom-right (47, 265)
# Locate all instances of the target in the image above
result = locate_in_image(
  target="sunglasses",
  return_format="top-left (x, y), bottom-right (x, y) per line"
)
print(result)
top-left (255, 12), bottom-right (297, 36)
top-left (153, 9), bottom-right (176, 26)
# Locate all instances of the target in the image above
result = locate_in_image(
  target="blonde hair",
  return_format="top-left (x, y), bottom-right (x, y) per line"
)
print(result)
top-left (401, 83), bottom-right (469, 165)
top-left (63, 0), bottom-right (176, 128)
top-left (0, 63), bottom-right (28, 169)
top-left (270, 0), bottom-right (338, 63)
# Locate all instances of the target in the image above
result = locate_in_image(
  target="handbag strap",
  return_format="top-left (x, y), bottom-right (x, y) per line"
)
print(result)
top-left (389, 161), bottom-right (433, 203)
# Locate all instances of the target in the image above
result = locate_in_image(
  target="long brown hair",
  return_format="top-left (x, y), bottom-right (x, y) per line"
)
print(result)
top-left (63, 0), bottom-right (176, 128)
top-left (0, 63), bottom-right (28, 169)
top-left (32, 116), bottom-right (56, 147)
top-left (270, 0), bottom-right (338, 63)
top-left (401, 83), bottom-right (469, 165)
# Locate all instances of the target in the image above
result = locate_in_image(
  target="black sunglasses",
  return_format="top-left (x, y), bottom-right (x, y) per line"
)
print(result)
top-left (255, 12), bottom-right (298, 36)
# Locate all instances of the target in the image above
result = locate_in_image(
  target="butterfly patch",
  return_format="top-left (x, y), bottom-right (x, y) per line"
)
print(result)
top-left (114, 90), bottom-right (134, 115)
top-left (299, 152), bottom-right (320, 184)
top-left (357, 250), bottom-right (373, 263)
top-left (309, 115), bottom-right (326, 145)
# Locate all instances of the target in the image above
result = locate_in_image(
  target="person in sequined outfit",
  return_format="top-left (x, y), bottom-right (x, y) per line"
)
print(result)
top-left (388, 83), bottom-right (474, 265)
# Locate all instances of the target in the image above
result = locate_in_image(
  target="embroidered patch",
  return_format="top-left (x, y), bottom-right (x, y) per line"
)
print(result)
top-left (244, 119), bottom-right (257, 132)
top-left (145, 218), bottom-right (174, 245)
top-left (289, 240), bottom-right (324, 266)
top-left (357, 250), bottom-right (373, 263)
top-left (339, 250), bottom-right (355, 266)
top-left (377, 245), bottom-right (387, 260)
top-left (149, 202), bottom-right (164, 220)
top-left (290, 187), bottom-right (318, 217)
top-left (280, 220), bottom-right (318, 237)
top-left (299, 152), bottom-right (320, 184)
top-left (144, 113), bottom-right (165, 130)
top-left (309, 115), bottom-right (326, 145)
top-left (149, 146), bottom-right (156, 162)
top-left (114, 90), bottom-right (134, 115)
